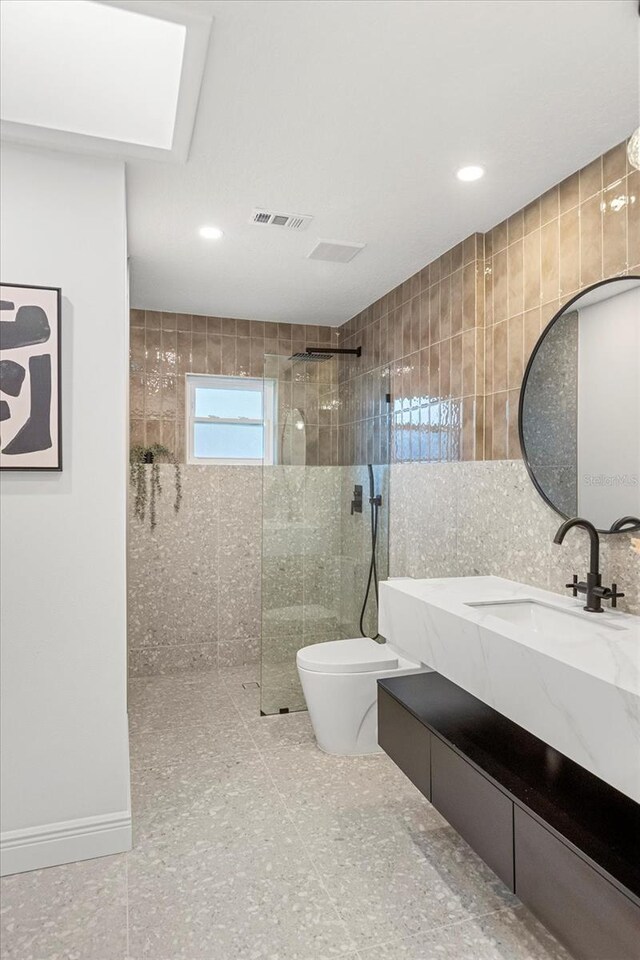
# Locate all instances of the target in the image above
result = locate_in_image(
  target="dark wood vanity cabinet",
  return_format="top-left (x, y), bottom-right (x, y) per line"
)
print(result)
top-left (514, 807), bottom-right (640, 960)
top-left (378, 674), bottom-right (640, 960)
top-left (377, 677), bottom-right (431, 800)
top-left (431, 735), bottom-right (514, 890)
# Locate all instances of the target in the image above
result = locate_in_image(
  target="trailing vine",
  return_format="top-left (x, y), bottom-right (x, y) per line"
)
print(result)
top-left (129, 443), bottom-right (182, 531)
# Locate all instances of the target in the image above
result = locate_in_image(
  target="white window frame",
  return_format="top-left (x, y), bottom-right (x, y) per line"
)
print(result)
top-left (185, 373), bottom-right (276, 465)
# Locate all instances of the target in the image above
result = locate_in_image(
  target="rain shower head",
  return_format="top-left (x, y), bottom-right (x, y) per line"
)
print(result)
top-left (288, 346), bottom-right (362, 362)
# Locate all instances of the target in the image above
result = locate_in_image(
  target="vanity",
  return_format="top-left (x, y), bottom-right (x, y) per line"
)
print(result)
top-left (378, 669), bottom-right (640, 960)
top-left (377, 276), bottom-right (640, 958)
top-left (377, 576), bottom-right (640, 959)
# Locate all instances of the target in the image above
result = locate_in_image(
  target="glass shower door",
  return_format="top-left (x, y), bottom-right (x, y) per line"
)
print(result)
top-left (260, 350), bottom-right (390, 715)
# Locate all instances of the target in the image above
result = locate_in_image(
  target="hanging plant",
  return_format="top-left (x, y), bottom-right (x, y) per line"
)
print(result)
top-left (129, 443), bottom-right (182, 531)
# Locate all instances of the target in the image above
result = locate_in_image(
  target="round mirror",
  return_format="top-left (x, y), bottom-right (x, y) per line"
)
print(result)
top-left (519, 276), bottom-right (640, 533)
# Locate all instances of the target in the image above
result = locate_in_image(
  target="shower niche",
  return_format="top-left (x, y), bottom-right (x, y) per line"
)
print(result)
top-left (260, 349), bottom-right (390, 715)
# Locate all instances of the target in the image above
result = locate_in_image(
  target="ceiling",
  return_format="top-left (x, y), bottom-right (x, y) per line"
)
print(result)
top-left (116, 2), bottom-right (640, 323)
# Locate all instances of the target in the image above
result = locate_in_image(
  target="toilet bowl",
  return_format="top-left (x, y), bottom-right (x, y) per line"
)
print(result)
top-left (297, 637), bottom-right (422, 755)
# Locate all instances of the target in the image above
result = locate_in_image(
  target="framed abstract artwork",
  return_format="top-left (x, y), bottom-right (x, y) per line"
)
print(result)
top-left (0, 283), bottom-right (62, 470)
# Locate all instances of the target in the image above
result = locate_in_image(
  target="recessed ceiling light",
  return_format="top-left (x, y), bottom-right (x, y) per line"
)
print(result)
top-left (456, 165), bottom-right (485, 182)
top-left (199, 225), bottom-right (223, 240)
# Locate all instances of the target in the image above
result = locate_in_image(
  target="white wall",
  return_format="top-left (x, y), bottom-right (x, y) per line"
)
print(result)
top-left (0, 145), bottom-right (131, 874)
top-left (577, 287), bottom-right (640, 529)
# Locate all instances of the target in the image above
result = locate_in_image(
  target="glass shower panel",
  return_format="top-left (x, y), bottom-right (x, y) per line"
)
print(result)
top-left (261, 351), bottom-right (390, 716)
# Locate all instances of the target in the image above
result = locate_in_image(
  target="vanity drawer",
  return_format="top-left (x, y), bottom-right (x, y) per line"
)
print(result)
top-left (378, 688), bottom-right (431, 800)
top-left (514, 807), bottom-right (640, 960)
top-left (431, 736), bottom-right (514, 890)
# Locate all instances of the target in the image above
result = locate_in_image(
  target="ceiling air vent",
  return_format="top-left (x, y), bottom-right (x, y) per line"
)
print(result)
top-left (307, 240), bottom-right (366, 263)
top-left (250, 209), bottom-right (313, 230)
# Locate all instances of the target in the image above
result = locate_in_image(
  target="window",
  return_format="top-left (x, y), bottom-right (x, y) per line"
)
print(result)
top-left (186, 374), bottom-right (276, 465)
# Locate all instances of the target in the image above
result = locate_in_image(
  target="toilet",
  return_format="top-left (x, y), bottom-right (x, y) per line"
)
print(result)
top-left (297, 637), bottom-right (423, 755)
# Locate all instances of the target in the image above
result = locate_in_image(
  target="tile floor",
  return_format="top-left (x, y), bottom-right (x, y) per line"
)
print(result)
top-left (1, 666), bottom-right (574, 960)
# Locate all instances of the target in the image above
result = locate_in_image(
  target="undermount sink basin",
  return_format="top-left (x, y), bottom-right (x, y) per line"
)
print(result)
top-left (379, 576), bottom-right (640, 802)
top-left (465, 598), bottom-right (627, 640)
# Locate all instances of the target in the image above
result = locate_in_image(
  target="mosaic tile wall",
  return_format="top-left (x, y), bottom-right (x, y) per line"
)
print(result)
top-left (129, 310), bottom-right (338, 463)
top-left (337, 138), bottom-right (639, 465)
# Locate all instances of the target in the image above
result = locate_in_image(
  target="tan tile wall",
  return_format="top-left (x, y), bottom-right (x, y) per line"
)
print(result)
top-left (337, 234), bottom-right (484, 464)
top-left (484, 138), bottom-right (639, 460)
top-left (129, 311), bottom-right (337, 463)
top-left (337, 138), bottom-right (639, 465)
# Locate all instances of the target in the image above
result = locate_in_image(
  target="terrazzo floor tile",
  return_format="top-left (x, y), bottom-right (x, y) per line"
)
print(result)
top-left (292, 800), bottom-right (447, 876)
top-left (128, 869), bottom-right (357, 960)
top-left (129, 713), bottom-right (258, 766)
top-left (131, 750), bottom-right (270, 828)
top-left (321, 829), bottom-right (517, 950)
top-left (356, 904), bottom-right (574, 960)
top-left (0, 671), bottom-right (574, 960)
top-left (130, 789), bottom-right (309, 881)
top-left (0, 855), bottom-right (126, 960)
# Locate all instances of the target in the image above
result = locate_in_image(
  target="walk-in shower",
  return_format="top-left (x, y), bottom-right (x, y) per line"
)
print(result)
top-left (260, 345), bottom-right (390, 715)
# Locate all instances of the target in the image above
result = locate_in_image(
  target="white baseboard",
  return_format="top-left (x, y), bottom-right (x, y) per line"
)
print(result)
top-left (0, 810), bottom-right (132, 876)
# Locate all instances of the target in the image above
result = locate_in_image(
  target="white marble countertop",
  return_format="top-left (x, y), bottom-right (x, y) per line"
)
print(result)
top-left (385, 576), bottom-right (640, 697)
top-left (380, 576), bottom-right (640, 802)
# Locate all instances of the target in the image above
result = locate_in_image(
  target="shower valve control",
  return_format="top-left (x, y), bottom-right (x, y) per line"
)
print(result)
top-left (351, 485), bottom-right (363, 514)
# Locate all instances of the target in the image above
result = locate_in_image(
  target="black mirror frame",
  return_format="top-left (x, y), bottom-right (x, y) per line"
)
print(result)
top-left (518, 274), bottom-right (640, 535)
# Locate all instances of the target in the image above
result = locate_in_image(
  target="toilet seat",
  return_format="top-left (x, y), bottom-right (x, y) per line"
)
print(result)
top-left (296, 637), bottom-right (399, 674)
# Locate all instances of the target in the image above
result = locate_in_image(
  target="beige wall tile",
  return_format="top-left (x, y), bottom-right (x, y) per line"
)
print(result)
top-left (523, 198), bottom-right (540, 235)
top-left (492, 321), bottom-right (507, 392)
top-left (462, 262), bottom-right (476, 330)
top-left (523, 229), bottom-right (541, 310)
top-left (492, 219), bottom-right (508, 254)
top-left (507, 314), bottom-right (523, 390)
top-left (540, 185), bottom-right (559, 225)
top-left (523, 308), bottom-right (541, 363)
top-left (191, 332), bottom-right (207, 373)
top-left (540, 219), bottom-right (560, 304)
top-left (507, 240), bottom-right (524, 317)
top-left (603, 141), bottom-right (628, 189)
top-left (206, 333), bottom-right (221, 374)
top-left (579, 194), bottom-right (603, 286)
top-left (462, 233), bottom-right (477, 264)
top-left (492, 249), bottom-right (508, 323)
top-left (462, 329), bottom-right (476, 397)
top-left (559, 171), bottom-right (579, 214)
top-left (559, 207), bottom-right (580, 297)
top-left (507, 210), bottom-right (524, 244)
top-left (579, 156), bottom-right (602, 202)
top-left (440, 338), bottom-right (451, 398)
top-left (602, 180), bottom-right (628, 276)
top-left (439, 278), bottom-right (451, 340)
top-left (192, 314), bottom-right (207, 334)
top-left (450, 334), bottom-right (462, 398)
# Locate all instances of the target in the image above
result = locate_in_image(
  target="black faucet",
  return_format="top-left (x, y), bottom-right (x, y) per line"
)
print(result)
top-left (553, 517), bottom-right (624, 613)
top-left (609, 516), bottom-right (640, 532)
